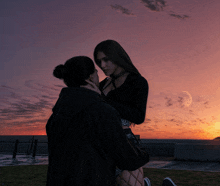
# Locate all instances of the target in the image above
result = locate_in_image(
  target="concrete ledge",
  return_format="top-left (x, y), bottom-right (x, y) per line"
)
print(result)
top-left (174, 143), bottom-right (220, 162)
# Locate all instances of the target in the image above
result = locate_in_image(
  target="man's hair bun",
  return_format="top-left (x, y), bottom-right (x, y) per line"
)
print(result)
top-left (52, 56), bottom-right (95, 87)
top-left (53, 64), bottom-right (67, 79)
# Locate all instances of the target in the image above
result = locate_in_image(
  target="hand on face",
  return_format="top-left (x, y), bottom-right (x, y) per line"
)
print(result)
top-left (81, 80), bottom-right (101, 95)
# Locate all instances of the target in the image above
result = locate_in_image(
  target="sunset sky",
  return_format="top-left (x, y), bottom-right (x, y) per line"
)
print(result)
top-left (1, 0), bottom-right (220, 139)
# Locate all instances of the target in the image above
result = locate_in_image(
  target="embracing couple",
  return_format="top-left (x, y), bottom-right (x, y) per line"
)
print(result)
top-left (46, 40), bottom-right (176, 186)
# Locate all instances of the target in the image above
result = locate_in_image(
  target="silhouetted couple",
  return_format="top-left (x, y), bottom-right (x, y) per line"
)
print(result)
top-left (46, 40), bottom-right (176, 186)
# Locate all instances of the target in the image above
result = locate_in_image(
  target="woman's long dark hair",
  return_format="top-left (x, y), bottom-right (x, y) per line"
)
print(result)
top-left (93, 40), bottom-right (140, 75)
top-left (53, 56), bottom-right (95, 87)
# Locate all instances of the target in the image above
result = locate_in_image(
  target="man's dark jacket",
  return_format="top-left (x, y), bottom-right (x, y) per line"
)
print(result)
top-left (46, 87), bottom-right (149, 186)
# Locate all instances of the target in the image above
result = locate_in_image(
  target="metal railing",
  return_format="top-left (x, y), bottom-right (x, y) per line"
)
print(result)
top-left (0, 138), bottom-right (48, 159)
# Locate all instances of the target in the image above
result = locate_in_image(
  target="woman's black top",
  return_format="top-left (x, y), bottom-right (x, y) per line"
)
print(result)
top-left (100, 73), bottom-right (149, 124)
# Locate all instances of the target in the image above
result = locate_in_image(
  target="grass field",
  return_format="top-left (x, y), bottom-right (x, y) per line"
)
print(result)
top-left (1, 165), bottom-right (220, 186)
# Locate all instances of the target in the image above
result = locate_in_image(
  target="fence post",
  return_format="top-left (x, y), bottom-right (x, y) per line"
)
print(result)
top-left (27, 136), bottom-right (34, 155)
top-left (32, 139), bottom-right (38, 158)
top-left (12, 139), bottom-right (19, 159)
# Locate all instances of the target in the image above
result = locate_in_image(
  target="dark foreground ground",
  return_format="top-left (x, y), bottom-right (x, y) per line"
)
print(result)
top-left (1, 165), bottom-right (220, 186)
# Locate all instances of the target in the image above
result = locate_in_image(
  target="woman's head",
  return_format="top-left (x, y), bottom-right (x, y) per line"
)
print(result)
top-left (53, 56), bottom-right (99, 87)
top-left (93, 40), bottom-right (140, 76)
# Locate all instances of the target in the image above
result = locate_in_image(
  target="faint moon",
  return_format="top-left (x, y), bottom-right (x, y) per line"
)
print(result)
top-left (178, 91), bottom-right (192, 107)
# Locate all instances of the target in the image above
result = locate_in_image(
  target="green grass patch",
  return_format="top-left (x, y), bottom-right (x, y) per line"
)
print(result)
top-left (0, 165), bottom-right (48, 186)
top-left (1, 165), bottom-right (220, 186)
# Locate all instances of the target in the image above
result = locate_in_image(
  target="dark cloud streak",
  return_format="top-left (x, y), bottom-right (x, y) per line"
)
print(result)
top-left (1, 85), bottom-right (15, 90)
top-left (25, 80), bottom-right (60, 93)
top-left (110, 4), bottom-right (135, 16)
top-left (141, 0), bottom-right (167, 12)
top-left (0, 98), bottom-right (53, 120)
top-left (0, 81), bottom-right (59, 124)
top-left (169, 13), bottom-right (189, 20)
top-left (110, 1), bottom-right (190, 20)
top-left (165, 97), bottom-right (173, 107)
top-left (6, 119), bottom-right (48, 126)
top-left (140, 0), bottom-right (190, 20)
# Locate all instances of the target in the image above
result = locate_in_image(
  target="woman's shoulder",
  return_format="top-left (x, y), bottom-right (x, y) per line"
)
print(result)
top-left (127, 73), bottom-right (148, 87)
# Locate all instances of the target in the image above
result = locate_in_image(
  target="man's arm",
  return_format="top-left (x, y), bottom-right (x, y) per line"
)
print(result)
top-left (93, 104), bottom-right (149, 171)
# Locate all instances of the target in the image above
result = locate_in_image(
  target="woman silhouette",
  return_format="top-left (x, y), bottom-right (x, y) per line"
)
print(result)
top-left (93, 40), bottom-right (149, 145)
top-left (93, 40), bottom-right (176, 186)
top-left (93, 40), bottom-right (149, 185)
